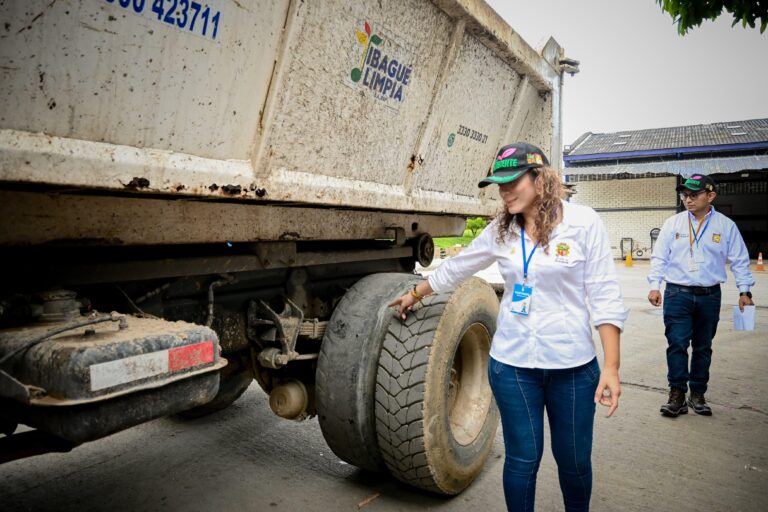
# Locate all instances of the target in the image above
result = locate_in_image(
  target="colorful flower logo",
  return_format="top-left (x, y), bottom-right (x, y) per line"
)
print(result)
top-left (351, 21), bottom-right (383, 83)
top-left (556, 243), bottom-right (570, 257)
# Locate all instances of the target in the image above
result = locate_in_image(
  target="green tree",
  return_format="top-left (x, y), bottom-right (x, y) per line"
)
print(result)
top-left (657, 0), bottom-right (767, 34)
top-left (466, 217), bottom-right (488, 237)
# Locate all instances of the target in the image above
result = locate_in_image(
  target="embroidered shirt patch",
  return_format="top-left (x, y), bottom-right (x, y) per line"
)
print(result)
top-left (554, 242), bottom-right (570, 264)
top-left (712, 233), bottom-right (721, 243)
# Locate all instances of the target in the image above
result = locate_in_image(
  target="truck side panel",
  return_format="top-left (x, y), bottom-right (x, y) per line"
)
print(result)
top-left (0, 0), bottom-right (564, 220)
top-left (0, 0), bottom-right (289, 161)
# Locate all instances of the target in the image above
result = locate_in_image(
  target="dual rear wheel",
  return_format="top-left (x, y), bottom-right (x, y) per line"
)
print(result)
top-left (316, 274), bottom-right (499, 495)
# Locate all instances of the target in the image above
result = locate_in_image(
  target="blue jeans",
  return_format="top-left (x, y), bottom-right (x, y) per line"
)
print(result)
top-left (488, 356), bottom-right (600, 512)
top-left (663, 284), bottom-right (721, 394)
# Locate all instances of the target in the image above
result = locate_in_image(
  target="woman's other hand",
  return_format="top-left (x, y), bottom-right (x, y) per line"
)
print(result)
top-left (594, 368), bottom-right (621, 417)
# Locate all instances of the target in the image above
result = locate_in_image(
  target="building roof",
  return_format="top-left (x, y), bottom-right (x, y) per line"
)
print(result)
top-left (565, 118), bottom-right (768, 158)
top-left (562, 154), bottom-right (768, 177)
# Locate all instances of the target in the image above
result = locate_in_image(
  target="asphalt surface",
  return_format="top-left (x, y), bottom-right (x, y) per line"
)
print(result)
top-left (1, 261), bottom-right (766, 511)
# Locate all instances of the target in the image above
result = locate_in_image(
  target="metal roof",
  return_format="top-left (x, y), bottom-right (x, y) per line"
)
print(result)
top-left (562, 154), bottom-right (768, 177)
top-left (565, 118), bottom-right (768, 157)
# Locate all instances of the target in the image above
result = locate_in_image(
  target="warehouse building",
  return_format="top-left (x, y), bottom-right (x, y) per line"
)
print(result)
top-left (563, 118), bottom-right (768, 259)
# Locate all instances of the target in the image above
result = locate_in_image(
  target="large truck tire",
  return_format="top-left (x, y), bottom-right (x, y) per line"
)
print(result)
top-left (316, 273), bottom-right (420, 471)
top-left (375, 277), bottom-right (499, 495)
top-left (177, 357), bottom-right (252, 419)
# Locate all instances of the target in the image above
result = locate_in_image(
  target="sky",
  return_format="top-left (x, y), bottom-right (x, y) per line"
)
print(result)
top-left (486, 0), bottom-right (768, 146)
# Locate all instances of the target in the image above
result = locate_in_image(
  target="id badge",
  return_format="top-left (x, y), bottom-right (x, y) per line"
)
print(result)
top-left (687, 257), bottom-right (699, 272)
top-left (511, 283), bottom-right (533, 316)
top-left (694, 247), bottom-right (706, 264)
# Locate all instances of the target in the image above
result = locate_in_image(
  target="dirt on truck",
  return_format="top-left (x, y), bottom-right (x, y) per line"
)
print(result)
top-left (0, 0), bottom-right (576, 495)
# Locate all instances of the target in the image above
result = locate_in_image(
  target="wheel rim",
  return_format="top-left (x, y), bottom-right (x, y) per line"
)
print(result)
top-left (449, 322), bottom-right (492, 446)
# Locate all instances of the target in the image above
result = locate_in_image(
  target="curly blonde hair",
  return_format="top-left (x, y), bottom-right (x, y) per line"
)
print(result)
top-left (495, 166), bottom-right (565, 254)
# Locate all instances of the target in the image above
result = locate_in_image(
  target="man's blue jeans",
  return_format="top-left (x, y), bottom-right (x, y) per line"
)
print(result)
top-left (663, 284), bottom-right (721, 393)
top-left (488, 356), bottom-right (600, 512)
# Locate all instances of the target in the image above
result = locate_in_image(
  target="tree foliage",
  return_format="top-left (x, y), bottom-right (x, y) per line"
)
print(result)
top-left (466, 217), bottom-right (488, 237)
top-left (657, 0), bottom-right (767, 34)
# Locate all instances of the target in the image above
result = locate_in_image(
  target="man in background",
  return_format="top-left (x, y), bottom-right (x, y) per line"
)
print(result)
top-left (648, 174), bottom-right (755, 417)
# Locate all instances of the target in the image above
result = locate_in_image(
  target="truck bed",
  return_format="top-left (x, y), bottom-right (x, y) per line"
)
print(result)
top-left (0, 0), bottom-right (566, 231)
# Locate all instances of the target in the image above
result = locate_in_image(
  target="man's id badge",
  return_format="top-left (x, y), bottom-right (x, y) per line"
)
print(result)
top-left (511, 283), bottom-right (533, 316)
top-left (687, 256), bottom-right (699, 272)
top-left (693, 247), bottom-right (706, 264)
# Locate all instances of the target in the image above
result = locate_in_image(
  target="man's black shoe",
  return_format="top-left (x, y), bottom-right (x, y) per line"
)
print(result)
top-left (687, 391), bottom-right (712, 416)
top-left (660, 387), bottom-right (688, 417)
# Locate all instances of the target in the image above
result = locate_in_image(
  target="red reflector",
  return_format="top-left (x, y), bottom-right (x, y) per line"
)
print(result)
top-left (168, 341), bottom-right (215, 371)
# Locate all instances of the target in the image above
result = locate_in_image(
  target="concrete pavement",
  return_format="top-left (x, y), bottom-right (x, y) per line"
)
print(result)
top-left (592, 260), bottom-right (768, 512)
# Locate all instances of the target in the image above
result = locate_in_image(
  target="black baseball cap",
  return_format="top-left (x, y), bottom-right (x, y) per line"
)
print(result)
top-left (478, 142), bottom-right (549, 188)
top-left (676, 174), bottom-right (716, 193)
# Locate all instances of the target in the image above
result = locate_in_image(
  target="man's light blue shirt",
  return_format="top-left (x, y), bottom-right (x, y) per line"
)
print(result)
top-left (648, 206), bottom-right (754, 292)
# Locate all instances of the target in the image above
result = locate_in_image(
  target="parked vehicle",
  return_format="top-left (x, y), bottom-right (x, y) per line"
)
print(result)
top-left (0, 0), bottom-right (575, 494)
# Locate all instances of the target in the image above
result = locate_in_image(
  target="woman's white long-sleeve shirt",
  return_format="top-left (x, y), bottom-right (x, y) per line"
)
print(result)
top-left (428, 201), bottom-right (628, 369)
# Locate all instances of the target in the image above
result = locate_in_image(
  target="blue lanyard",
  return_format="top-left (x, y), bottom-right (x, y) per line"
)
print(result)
top-left (520, 227), bottom-right (539, 284)
top-left (688, 212), bottom-right (710, 251)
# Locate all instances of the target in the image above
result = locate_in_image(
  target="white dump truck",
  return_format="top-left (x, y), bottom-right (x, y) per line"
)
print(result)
top-left (0, 0), bottom-right (576, 495)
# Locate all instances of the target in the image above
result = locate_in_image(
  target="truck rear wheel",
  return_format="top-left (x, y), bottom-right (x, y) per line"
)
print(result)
top-left (375, 277), bottom-right (499, 495)
top-left (316, 273), bottom-right (419, 471)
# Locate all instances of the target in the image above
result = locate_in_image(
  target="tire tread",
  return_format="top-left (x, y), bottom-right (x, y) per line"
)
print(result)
top-left (374, 293), bottom-right (449, 493)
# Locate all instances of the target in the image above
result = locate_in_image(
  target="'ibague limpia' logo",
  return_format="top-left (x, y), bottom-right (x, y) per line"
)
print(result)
top-left (556, 243), bottom-right (570, 257)
top-left (350, 21), bottom-right (413, 104)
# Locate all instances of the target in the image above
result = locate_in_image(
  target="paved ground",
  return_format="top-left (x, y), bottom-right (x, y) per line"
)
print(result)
top-left (1, 261), bottom-right (766, 511)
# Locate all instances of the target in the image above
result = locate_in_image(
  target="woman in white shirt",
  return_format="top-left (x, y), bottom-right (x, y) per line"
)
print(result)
top-left (391, 142), bottom-right (627, 512)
